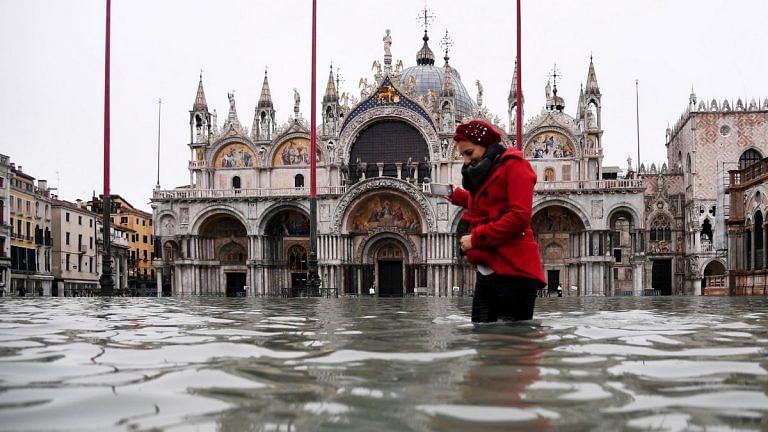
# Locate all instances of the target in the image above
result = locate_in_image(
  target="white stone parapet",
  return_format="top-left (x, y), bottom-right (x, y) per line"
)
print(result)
top-left (152, 186), bottom-right (348, 200)
top-left (535, 179), bottom-right (644, 192)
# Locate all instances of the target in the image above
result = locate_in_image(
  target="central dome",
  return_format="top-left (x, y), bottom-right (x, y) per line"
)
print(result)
top-left (400, 65), bottom-right (475, 121)
top-left (399, 32), bottom-right (475, 121)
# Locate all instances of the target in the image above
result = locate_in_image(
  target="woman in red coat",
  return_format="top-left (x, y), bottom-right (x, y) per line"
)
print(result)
top-left (448, 119), bottom-right (546, 322)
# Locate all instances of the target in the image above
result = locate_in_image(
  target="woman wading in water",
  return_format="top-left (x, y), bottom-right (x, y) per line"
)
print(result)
top-left (447, 119), bottom-right (546, 322)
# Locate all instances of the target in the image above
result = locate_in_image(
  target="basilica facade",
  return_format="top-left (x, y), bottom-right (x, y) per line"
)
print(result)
top-left (150, 27), bottom-right (767, 297)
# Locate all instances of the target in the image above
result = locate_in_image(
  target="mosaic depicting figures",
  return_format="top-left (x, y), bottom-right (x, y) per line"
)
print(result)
top-left (273, 138), bottom-right (322, 166)
top-left (525, 131), bottom-right (575, 159)
top-left (348, 194), bottom-right (421, 234)
top-left (266, 210), bottom-right (310, 236)
top-left (532, 206), bottom-right (584, 233)
top-left (215, 143), bottom-right (255, 168)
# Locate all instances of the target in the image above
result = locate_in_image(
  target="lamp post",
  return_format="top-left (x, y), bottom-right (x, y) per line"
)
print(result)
top-left (99, 0), bottom-right (114, 296)
top-left (305, 0), bottom-right (321, 294)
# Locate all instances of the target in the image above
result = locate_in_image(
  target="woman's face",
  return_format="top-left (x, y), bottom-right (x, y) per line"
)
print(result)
top-left (456, 139), bottom-right (486, 166)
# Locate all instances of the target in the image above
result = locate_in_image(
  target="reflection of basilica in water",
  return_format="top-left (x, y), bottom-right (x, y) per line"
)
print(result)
top-left (150, 15), bottom-right (768, 297)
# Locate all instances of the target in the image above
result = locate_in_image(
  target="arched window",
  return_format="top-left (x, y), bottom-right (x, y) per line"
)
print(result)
top-left (288, 245), bottom-right (307, 271)
top-left (649, 214), bottom-right (672, 242)
top-left (739, 149), bottom-right (762, 170)
top-left (294, 174), bottom-right (305, 188)
top-left (701, 218), bottom-right (713, 243)
top-left (232, 176), bottom-right (241, 189)
top-left (686, 153), bottom-right (693, 187)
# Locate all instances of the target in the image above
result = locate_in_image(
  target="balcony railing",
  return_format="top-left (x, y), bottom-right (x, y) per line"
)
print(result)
top-left (536, 179), bottom-right (645, 192)
top-left (79, 244), bottom-right (88, 253)
top-left (188, 160), bottom-right (208, 169)
top-left (153, 186), bottom-right (348, 200)
top-left (730, 158), bottom-right (768, 187)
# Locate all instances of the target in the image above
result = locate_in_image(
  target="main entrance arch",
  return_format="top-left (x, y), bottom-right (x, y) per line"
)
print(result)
top-left (369, 239), bottom-right (408, 297)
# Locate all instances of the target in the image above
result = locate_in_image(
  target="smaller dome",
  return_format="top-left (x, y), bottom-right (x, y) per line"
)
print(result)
top-left (416, 32), bottom-right (435, 66)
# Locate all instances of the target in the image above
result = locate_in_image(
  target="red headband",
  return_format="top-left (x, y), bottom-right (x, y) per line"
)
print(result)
top-left (453, 119), bottom-right (502, 147)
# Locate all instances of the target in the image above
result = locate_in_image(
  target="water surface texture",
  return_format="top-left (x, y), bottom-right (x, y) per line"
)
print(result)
top-left (0, 297), bottom-right (767, 431)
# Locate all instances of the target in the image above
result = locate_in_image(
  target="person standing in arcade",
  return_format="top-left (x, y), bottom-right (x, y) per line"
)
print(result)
top-left (448, 119), bottom-right (546, 322)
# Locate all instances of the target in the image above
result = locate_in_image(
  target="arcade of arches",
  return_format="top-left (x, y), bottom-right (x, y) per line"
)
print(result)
top-left (532, 205), bottom-right (644, 296)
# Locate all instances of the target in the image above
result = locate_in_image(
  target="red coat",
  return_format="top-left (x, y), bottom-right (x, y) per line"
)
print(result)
top-left (450, 147), bottom-right (546, 287)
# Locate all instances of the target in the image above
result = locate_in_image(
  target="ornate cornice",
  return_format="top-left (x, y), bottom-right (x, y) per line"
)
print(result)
top-left (330, 177), bottom-right (436, 234)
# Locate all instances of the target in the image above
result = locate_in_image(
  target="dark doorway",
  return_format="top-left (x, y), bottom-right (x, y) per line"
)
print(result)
top-left (378, 260), bottom-right (403, 297)
top-left (652, 259), bottom-right (672, 295)
top-left (291, 272), bottom-right (306, 288)
top-left (547, 270), bottom-right (560, 293)
top-left (226, 272), bottom-right (246, 297)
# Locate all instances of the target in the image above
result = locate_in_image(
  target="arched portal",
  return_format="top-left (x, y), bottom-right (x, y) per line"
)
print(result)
top-left (702, 260), bottom-right (727, 295)
top-left (369, 240), bottom-right (408, 297)
top-left (198, 213), bottom-right (248, 296)
top-left (532, 205), bottom-right (586, 293)
top-left (609, 209), bottom-right (636, 295)
top-left (263, 208), bottom-right (310, 293)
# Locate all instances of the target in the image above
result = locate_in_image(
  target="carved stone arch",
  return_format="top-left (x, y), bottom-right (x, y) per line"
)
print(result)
top-left (258, 202), bottom-right (310, 235)
top-left (702, 258), bottom-right (727, 277)
top-left (189, 205), bottom-right (250, 235)
top-left (157, 212), bottom-right (178, 237)
top-left (450, 208), bottom-right (466, 232)
top-left (532, 198), bottom-right (591, 229)
top-left (647, 208), bottom-right (674, 227)
top-left (357, 230), bottom-right (419, 264)
top-left (606, 204), bottom-right (642, 229)
top-left (331, 177), bottom-right (436, 234)
top-left (744, 186), bottom-right (768, 215)
top-left (337, 107), bottom-right (440, 163)
top-left (207, 135), bottom-right (255, 167)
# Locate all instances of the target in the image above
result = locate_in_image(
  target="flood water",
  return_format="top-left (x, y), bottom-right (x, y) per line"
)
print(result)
top-left (0, 296), bottom-right (766, 432)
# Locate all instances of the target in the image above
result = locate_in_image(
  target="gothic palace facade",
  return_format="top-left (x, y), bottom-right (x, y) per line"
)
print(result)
top-left (150, 29), bottom-right (768, 297)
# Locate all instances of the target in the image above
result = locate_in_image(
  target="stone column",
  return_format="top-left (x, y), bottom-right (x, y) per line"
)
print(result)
top-left (763, 223), bottom-right (767, 270)
top-left (634, 262), bottom-right (643, 296)
top-left (749, 228), bottom-right (754, 270)
top-left (155, 268), bottom-right (162, 297)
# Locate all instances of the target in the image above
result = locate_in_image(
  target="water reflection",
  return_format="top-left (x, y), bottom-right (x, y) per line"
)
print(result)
top-left (0, 297), bottom-right (765, 431)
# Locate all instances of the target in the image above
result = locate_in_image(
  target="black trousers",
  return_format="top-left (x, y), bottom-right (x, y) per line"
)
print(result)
top-left (472, 273), bottom-right (539, 323)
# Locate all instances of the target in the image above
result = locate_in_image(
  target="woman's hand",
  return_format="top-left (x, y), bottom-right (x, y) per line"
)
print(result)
top-left (460, 234), bottom-right (473, 252)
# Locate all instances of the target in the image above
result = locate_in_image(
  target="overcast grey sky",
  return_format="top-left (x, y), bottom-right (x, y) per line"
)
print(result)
top-left (2, 0), bottom-right (767, 211)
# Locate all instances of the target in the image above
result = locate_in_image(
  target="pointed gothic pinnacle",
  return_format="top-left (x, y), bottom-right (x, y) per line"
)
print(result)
top-left (258, 68), bottom-right (273, 108)
top-left (193, 72), bottom-right (208, 110)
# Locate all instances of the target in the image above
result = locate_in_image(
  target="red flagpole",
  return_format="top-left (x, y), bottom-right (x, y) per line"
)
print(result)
top-left (306, 0), bottom-right (321, 292)
top-left (516, 0), bottom-right (523, 150)
top-left (100, 0), bottom-right (114, 295)
top-left (310, 0), bottom-right (317, 197)
top-left (104, 0), bottom-right (111, 195)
